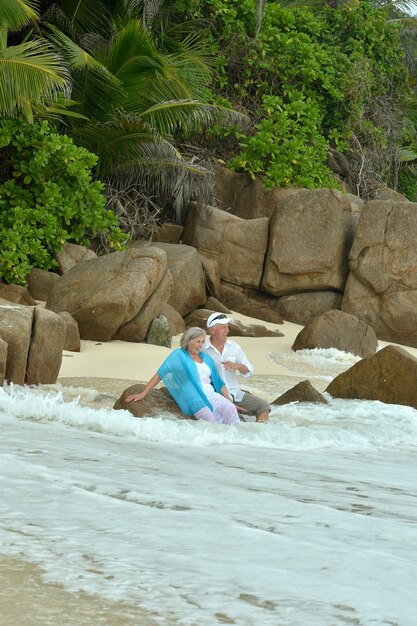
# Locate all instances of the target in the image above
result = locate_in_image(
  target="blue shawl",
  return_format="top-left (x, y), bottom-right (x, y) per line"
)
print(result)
top-left (157, 348), bottom-right (225, 416)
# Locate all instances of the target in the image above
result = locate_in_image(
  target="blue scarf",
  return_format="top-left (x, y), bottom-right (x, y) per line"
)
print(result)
top-left (158, 348), bottom-right (225, 415)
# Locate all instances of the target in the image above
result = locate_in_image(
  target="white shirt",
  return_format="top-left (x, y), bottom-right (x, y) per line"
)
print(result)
top-left (195, 360), bottom-right (216, 400)
top-left (203, 339), bottom-right (253, 402)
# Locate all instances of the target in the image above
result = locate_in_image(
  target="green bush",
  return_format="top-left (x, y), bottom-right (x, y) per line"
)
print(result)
top-left (0, 119), bottom-right (126, 285)
top-left (187, 0), bottom-right (410, 191)
top-left (230, 92), bottom-right (336, 188)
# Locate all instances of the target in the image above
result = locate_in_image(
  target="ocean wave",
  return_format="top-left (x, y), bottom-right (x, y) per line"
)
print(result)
top-left (1, 385), bottom-right (417, 451)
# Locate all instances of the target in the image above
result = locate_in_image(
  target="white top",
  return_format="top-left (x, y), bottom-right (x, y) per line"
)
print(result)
top-left (195, 360), bottom-right (216, 399)
top-left (203, 339), bottom-right (253, 402)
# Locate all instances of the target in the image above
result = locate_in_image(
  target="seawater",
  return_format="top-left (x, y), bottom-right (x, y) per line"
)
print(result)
top-left (1, 348), bottom-right (417, 626)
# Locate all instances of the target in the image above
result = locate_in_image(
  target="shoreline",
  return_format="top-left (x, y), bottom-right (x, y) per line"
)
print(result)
top-left (57, 313), bottom-right (417, 398)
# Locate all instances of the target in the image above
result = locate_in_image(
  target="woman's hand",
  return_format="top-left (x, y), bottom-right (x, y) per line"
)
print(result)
top-left (234, 405), bottom-right (247, 413)
top-left (125, 391), bottom-right (147, 403)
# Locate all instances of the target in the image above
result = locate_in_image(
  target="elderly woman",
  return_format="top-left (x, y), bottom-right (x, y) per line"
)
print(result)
top-left (126, 327), bottom-right (241, 425)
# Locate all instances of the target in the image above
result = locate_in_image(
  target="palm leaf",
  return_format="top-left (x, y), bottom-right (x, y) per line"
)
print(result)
top-left (47, 0), bottom-right (109, 35)
top-left (0, 38), bottom-right (69, 119)
top-left (139, 97), bottom-right (248, 136)
top-left (72, 113), bottom-right (175, 176)
top-left (103, 19), bottom-right (164, 78)
top-left (48, 27), bottom-right (126, 120)
top-left (0, 0), bottom-right (39, 31)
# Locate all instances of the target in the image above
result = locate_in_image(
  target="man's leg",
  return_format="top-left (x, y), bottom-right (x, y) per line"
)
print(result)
top-left (238, 393), bottom-right (270, 423)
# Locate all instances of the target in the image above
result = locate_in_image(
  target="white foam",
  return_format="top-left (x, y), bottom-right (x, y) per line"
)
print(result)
top-left (1, 362), bottom-right (417, 625)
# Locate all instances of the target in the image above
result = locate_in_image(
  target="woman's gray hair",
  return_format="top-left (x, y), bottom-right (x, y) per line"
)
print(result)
top-left (180, 326), bottom-right (205, 351)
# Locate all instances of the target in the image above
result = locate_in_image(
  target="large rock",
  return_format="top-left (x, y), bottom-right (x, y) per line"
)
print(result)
top-left (114, 384), bottom-right (191, 419)
top-left (219, 283), bottom-right (283, 324)
top-left (214, 165), bottom-right (301, 219)
top-left (0, 302), bottom-right (33, 384)
top-left (26, 267), bottom-right (60, 301)
top-left (272, 381), bottom-right (328, 405)
top-left (0, 336), bottom-right (7, 385)
top-left (152, 222), bottom-right (183, 244)
top-left (274, 291), bottom-right (342, 326)
top-left (292, 309), bottom-right (378, 358)
top-left (342, 200), bottom-right (417, 347)
top-left (0, 284), bottom-right (37, 305)
top-left (26, 307), bottom-right (66, 384)
top-left (159, 304), bottom-right (185, 336)
top-left (262, 189), bottom-right (354, 295)
top-left (182, 202), bottom-right (269, 290)
top-left (58, 311), bottom-right (81, 352)
top-left (326, 345), bottom-right (417, 410)
top-left (146, 314), bottom-right (172, 348)
top-left (46, 247), bottom-right (168, 341)
top-left (56, 243), bottom-right (97, 274)
top-left (115, 270), bottom-right (173, 342)
top-left (147, 242), bottom-right (206, 316)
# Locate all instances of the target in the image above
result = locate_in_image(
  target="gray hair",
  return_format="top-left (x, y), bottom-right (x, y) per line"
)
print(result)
top-left (180, 326), bottom-right (205, 350)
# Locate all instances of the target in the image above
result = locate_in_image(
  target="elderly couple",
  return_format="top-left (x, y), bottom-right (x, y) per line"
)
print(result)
top-left (126, 313), bottom-right (270, 425)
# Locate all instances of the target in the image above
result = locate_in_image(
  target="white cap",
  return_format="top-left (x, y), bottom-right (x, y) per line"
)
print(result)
top-left (206, 312), bottom-right (233, 328)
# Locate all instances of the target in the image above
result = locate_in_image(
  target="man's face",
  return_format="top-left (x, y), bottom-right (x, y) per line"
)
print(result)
top-left (210, 323), bottom-right (229, 342)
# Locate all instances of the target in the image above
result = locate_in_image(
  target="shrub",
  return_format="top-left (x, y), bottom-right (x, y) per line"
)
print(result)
top-left (0, 119), bottom-right (126, 284)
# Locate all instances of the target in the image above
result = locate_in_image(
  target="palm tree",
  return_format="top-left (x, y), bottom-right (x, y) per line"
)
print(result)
top-left (0, 0), bottom-right (69, 122)
top-left (42, 6), bottom-right (245, 221)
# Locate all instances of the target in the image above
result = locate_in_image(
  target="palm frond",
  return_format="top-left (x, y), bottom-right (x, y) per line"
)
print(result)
top-left (106, 149), bottom-right (214, 224)
top-left (0, 0), bottom-right (38, 31)
top-left (0, 38), bottom-right (69, 118)
top-left (139, 98), bottom-right (248, 136)
top-left (382, 0), bottom-right (417, 15)
top-left (48, 0), bottom-right (109, 35)
top-left (72, 113), bottom-right (176, 176)
top-left (48, 27), bottom-right (126, 120)
top-left (104, 19), bottom-right (163, 78)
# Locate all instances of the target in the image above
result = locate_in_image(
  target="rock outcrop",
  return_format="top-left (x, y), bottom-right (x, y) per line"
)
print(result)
top-left (292, 309), bottom-right (378, 358)
top-left (214, 164), bottom-right (301, 219)
top-left (342, 200), bottom-right (417, 347)
top-left (56, 243), bottom-right (97, 274)
top-left (262, 189), bottom-right (354, 295)
top-left (272, 380), bottom-right (328, 405)
top-left (0, 301), bottom-right (64, 384)
top-left (26, 307), bottom-right (66, 384)
top-left (326, 345), bottom-right (417, 410)
top-left (114, 384), bottom-right (191, 419)
top-left (47, 247), bottom-right (169, 341)
top-left (148, 242), bottom-right (206, 316)
top-left (182, 203), bottom-right (269, 291)
top-left (26, 267), bottom-right (60, 301)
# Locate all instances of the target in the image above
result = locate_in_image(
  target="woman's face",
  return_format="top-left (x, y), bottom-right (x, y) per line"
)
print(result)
top-left (187, 334), bottom-right (205, 354)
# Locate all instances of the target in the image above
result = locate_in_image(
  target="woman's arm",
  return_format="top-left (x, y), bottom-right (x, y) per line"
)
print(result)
top-left (125, 372), bottom-right (161, 403)
top-left (220, 384), bottom-right (233, 402)
top-left (219, 385), bottom-right (247, 413)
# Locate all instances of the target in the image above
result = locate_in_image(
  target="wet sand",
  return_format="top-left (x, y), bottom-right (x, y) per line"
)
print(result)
top-left (0, 557), bottom-right (161, 626)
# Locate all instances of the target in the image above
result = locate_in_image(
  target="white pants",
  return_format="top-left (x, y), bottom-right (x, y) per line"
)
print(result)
top-left (194, 393), bottom-right (240, 425)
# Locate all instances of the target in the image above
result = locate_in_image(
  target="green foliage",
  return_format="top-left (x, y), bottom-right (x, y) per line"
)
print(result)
top-left (186, 0), bottom-right (412, 191)
top-left (0, 119), bottom-right (127, 284)
top-left (230, 92), bottom-right (336, 188)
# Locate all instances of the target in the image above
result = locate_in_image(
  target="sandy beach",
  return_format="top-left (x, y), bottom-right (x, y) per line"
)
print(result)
top-left (57, 312), bottom-right (417, 401)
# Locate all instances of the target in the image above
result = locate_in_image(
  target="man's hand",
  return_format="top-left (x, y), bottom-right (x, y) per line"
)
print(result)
top-left (222, 360), bottom-right (239, 371)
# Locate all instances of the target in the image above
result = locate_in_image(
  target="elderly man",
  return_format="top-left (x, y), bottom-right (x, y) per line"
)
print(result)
top-left (203, 312), bottom-right (270, 423)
